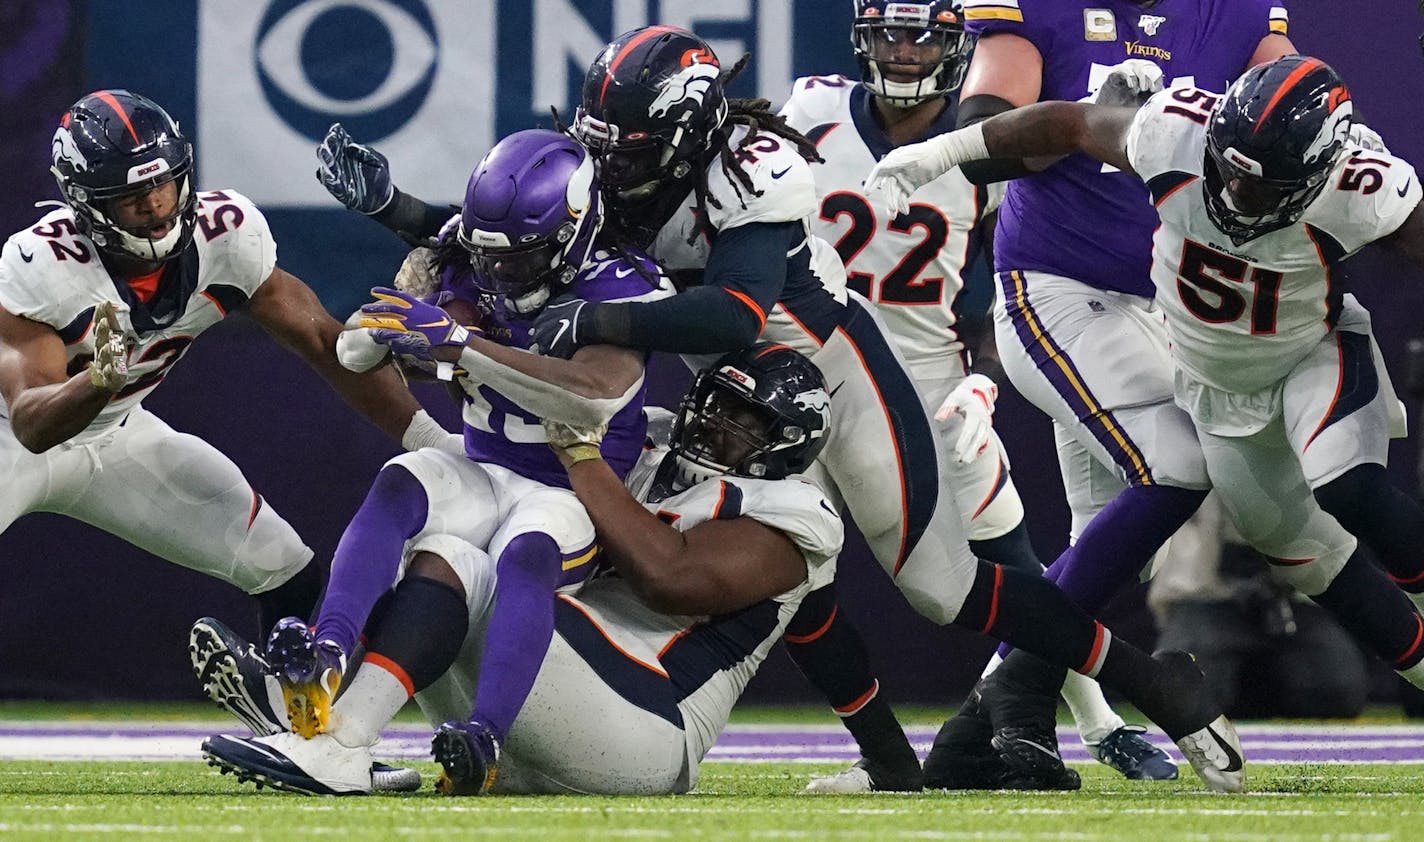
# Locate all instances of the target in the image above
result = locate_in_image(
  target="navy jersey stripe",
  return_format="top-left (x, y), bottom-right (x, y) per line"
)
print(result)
top-left (713, 481), bottom-right (744, 520)
top-left (662, 599), bottom-right (784, 703)
top-left (1147, 171), bottom-right (1198, 206)
top-left (203, 283), bottom-right (251, 315)
top-left (837, 296), bottom-right (941, 571)
top-left (553, 597), bottom-right (685, 729)
top-left (1307, 330), bottom-right (1379, 446)
top-left (58, 306), bottom-right (96, 345)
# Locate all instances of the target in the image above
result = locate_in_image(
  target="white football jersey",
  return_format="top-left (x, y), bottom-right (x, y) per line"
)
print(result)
top-left (570, 444), bottom-right (842, 766)
top-left (780, 75), bottom-right (1002, 379)
top-left (0, 190), bottom-right (276, 438)
top-left (648, 125), bottom-right (851, 357)
top-left (1126, 87), bottom-right (1423, 395)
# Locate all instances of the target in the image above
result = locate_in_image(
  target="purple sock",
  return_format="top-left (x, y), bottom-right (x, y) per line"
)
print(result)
top-left (314, 465), bottom-right (429, 656)
top-left (471, 532), bottom-right (561, 742)
top-left (995, 484), bottom-right (1206, 659)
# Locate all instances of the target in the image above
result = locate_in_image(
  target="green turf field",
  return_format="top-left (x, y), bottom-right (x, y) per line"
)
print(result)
top-left (0, 761), bottom-right (1419, 840)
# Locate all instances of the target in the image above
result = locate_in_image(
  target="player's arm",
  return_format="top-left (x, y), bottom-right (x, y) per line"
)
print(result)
top-left (866, 102), bottom-right (1138, 213)
top-left (559, 455), bottom-right (807, 616)
top-left (446, 338), bottom-right (646, 428)
top-left (245, 266), bottom-right (442, 447)
top-left (0, 306), bottom-right (113, 452)
top-left (1382, 203), bottom-right (1424, 268)
top-left (1248, 33), bottom-right (1297, 68)
top-left (532, 222), bottom-right (794, 357)
top-left (955, 33), bottom-right (1058, 183)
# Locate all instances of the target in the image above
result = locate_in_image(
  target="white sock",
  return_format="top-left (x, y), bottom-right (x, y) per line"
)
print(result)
top-left (1062, 670), bottom-right (1125, 746)
top-left (331, 661), bottom-right (412, 749)
top-left (979, 651), bottom-right (1003, 679)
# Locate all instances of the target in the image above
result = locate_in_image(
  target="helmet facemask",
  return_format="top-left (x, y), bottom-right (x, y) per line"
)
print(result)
top-left (671, 374), bottom-right (801, 490)
top-left (853, 8), bottom-right (969, 107)
top-left (55, 145), bottom-right (197, 264)
top-left (1203, 118), bottom-right (1342, 245)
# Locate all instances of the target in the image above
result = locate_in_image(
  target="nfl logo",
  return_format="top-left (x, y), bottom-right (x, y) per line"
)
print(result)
top-left (1139, 14), bottom-right (1167, 36)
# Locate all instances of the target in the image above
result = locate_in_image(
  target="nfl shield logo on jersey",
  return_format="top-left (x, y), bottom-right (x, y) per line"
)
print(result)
top-left (1138, 14), bottom-right (1166, 36)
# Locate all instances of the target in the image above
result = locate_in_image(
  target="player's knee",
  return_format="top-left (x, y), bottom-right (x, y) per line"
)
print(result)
top-left (232, 504), bottom-right (313, 594)
top-left (407, 534), bottom-right (495, 607)
top-left (1267, 545), bottom-right (1352, 597)
top-left (1313, 463), bottom-right (1387, 525)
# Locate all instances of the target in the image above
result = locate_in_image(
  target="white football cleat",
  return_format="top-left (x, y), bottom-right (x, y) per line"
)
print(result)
top-left (1174, 715), bottom-right (1245, 793)
top-left (203, 731), bottom-right (373, 796)
top-left (806, 764), bottom-right (875, 794)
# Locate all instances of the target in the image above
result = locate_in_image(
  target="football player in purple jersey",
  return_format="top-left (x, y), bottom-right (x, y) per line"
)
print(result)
top-left (191, 130), bottom-right (674, 792)
top-left (869, 0), bottom-right (1298, 782)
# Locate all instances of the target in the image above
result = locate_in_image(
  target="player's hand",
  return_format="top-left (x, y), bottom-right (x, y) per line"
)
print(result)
top-left (87, 300), bottom-right (129, 393)
top-left (358, 287), bottom-right (473, 362)
top-left (935, 373), bottom-right (998, 464)
top-left (1348, 122), bottom-right (1389, 154)
top-left (544, 418), bottom-right (607, 468)
top-left (336, 311), bottom-right (390, 373)
top-left (393, 246), bottom-right (441, 298)
top-left (530, 297), bottom-right (595, 360)
top-left (864, 126), bottom-right (987, 216)
top-left (316, 123), bottom-right (394, 214)
top-left (1093, 59), bottom-right (1164, 107)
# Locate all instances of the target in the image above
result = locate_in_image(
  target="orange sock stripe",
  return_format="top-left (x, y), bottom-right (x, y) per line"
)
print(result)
top-left (1394, 614), bottom-right (1424, 668)
top-left (783, 604), bottom-right (838, 644)
top-left (1079, 622), bottom-right (1108, 677)
top-left (833, 680), bottom-right (880, 715)
top-left (978, 564), bottom-right (1004, 635)
top-left (364, 652), bottom-right (415, 697)
top-left (1391, 568), bottom-right (1424, 586)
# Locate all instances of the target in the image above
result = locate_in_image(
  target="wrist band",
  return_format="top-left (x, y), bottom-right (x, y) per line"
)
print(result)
top-left (563, 444), bottom-right (602, 464)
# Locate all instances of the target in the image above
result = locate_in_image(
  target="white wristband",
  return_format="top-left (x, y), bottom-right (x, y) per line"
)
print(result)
top-left (401, 408), bottom-right (451, 452)
top-left (932, 122), bottom-right (991, 170)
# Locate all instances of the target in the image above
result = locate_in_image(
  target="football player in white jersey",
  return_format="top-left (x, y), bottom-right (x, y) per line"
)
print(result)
top-left (200, 343), bottom-right (843, 795)
top-left (313, 29), bottom-right (1252, 793)
top-left (776, 0), bottom-right (1174, 789)
top-left (866, 56), bottom-right (1424, 716)
top-left (0, 91), bottom-right (452, 728)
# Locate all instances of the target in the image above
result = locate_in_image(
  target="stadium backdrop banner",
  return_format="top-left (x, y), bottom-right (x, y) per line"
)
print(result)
top-left (0, 0), bottom-right (1421, 703)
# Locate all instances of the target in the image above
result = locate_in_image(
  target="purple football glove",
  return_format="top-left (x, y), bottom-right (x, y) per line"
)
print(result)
top-left (359, 287), bottom-right (475, 361)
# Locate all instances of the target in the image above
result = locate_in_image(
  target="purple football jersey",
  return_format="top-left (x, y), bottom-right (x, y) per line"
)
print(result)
top-left (967, 0), bottom-right (1284, 295)
top-left (439, 249), bottom-right (665, 488)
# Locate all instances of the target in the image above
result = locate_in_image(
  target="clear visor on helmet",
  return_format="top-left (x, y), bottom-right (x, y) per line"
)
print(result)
top-left (463, 223), bottom-right (575, 299)
top-left (855, 22), bottom-right (953, 82)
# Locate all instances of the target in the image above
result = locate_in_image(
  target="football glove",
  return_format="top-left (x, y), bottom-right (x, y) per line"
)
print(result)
top-left (316, 123), bottom-right (395, 214)
top-left (863, 124), bottom-right (989, 217)
top-left (336, 310), bottom-right (391, 373)
top-left (393, 247), bottom-right (441, 299)
top-left (1347, 122), bottom-right (1389, 154)
top-left (530, 297), bottom-right (595, 360)
top-left (1093, 59), bottom-right (1165, 107)
top-left (359, 287), bottom-right (473, 363)
top-left (544, 418), bottom-right (606, 466)
top-left (87, 300), bottom-right (129, 392)
top-left (934, 373), bottom-right (998, 464)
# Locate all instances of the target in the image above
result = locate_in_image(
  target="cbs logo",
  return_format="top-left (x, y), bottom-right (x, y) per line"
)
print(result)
top-left (255, 0), bottom-right (439, 142)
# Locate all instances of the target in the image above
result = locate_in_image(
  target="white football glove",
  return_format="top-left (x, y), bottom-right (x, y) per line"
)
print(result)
top-left (87, 300), bottom-right (129, 392)
top-left (393, 246), bottom-right (441, 299)
top-left (336, 311), bottom-right (391, 373)
top-left (864, 124), bottom-right (990, 217)
top-left (1093, 59), bottom-right (1165, 107)
top-left (1347, 122), bottom-right (1389, 154)
top-left (935, 373), bottom-right (998, 464)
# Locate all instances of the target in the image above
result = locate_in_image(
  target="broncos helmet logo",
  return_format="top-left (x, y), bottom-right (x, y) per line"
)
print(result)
top-left (792, 388), bottom-right (831, 440)
top-left (648, 62), bottom-right (721, 120)
top-left (52, 125), bottom-right (90, 173)
top-left (1303, 95), bottom-right (1353, 166)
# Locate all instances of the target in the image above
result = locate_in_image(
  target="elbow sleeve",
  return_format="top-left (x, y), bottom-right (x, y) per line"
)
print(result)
top-left (957, 94), bottom-right (1037, 185)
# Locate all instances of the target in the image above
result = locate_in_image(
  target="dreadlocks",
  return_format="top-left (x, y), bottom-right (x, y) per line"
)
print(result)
top-left (687, 54), bottom-right (824, 245)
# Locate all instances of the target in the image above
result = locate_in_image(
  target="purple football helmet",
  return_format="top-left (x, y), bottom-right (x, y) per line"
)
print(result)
top-left (456, 129), bottom-right (602, 314)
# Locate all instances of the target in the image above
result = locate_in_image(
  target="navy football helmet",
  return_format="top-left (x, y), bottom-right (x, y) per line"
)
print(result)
top-left (852, 1), bottom-right (971, 106)
top-left (572, 27), bottom-right (728, 212)
top-left (456, 129), bottom-right (602, 314)
top-left (1204, 56), bottom-right (1353, 244)
top-left (671, 343), bottom-right (831, 488)
top-left (50, 90), bottom-right (197, 263)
